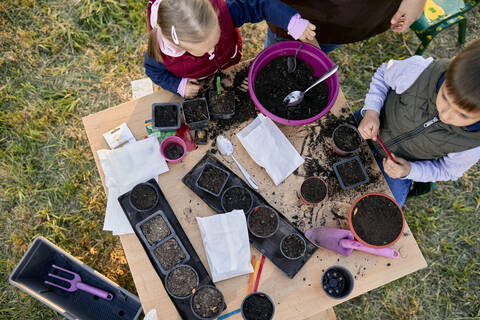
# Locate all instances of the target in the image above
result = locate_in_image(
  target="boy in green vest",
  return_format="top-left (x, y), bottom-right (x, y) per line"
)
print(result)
top-left (357, 39), bottom-right (480, 207)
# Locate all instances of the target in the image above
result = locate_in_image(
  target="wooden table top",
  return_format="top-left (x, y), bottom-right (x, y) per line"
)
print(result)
top-left (82, 72), bottom-right (427, 319)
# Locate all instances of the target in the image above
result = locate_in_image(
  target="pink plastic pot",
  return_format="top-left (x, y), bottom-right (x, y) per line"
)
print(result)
top-left (248, 41), bottom-right (340, 126)
top-left (160, 136), bottom-right (187, 163)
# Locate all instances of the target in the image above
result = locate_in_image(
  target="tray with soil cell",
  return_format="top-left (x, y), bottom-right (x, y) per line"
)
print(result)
top-left (118, 179), bottom-right (226, 319)
top-left (333, 156), bottom-right (370, 190)
top-left (207, 90), bottom-right (236, 120)
top-left (152, 102), bottom-right (181, 131)
top-left (182, 154), bottom-right (317, 279)
top-left (182, 97), bottom-right (210, 129)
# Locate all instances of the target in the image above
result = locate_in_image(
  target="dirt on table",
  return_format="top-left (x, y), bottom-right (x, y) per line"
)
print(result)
top-left (242, 293), bottom-right (274, 320)
top-left (191, 286), bottom-right (223, 318)
top-left (197, 164), bottom-right (228, 195)
top-left (336, 159), bottom-right (366, 187)
top-left (166, 265), bottom-right (198, 298)
top-left (154, 104), bottom-right (178, 127)
top-left (333, 125), bottom-right (362, 152)
top-left (154, 238), bottom-right (185, 271)
top-left (140, 215), bottom-right (171, 245)
top-left (221, 186), bottom-right (252, 213)
top-left (164, 143), bottom-right (184, 160)
top-left (183, 99), bottom-right (209, 125)
top-left (130, 183), bottom-right (158, 211)
top-left (352, 195), bottom-right (403, 246)
top-left (248, 206), bottom-right (278, 237)
top-left (301, 178), bottom-right (327, 203)
top-left (281, 234), bottom-right (305, 259)
top-left (254, 56), bottom-right (329, 120)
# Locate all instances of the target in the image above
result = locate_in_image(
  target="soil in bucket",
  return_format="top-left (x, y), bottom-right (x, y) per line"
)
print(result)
top-left (166, 265), bottom-right (198, 298)
top-left (130, 183), bottom-right (158, 211)
top-left (154, 238), bottom-right (186, 271)
top-left (183, 99), bottom-right (209, 124)
top-left (301, 178), bottom-right (327, 203)
top-left (154, 104), bottom-right (178, 127)
top-left (281, 234), bottom-right (306, 259)
top-left (336, 159), bottom-right (366, 187)
top-left (242, 293), bottom-right (274, 320)
top-left (165, 143), bottom-right (184, 160)
top-left (333, 125), bottom-right (362, 152)
top-left (197, 165), bottom-right (228, 195)
top-left (191, 286), bottom-right (223, 319)
top-left (248, 207), bottom-right (278, 238)
top-left (221, 186), bottom-right (252, 213)
top-left (254, 56), bottom-right (329, 120)
top-left (140, 215), bottom-right (171, 245)
top-left (351, 195), bottom-right (403, 246)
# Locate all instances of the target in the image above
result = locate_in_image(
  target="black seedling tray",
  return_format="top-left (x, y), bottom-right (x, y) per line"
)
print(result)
top-left (118, 179), bottom-right (226, 319)
top-left (182, 154), bottom-right (317, 279)
top-left (333, 155), bottom-right (370, 190)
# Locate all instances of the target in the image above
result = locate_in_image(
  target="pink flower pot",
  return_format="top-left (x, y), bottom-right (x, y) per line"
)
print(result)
top-left (248, 41), bottom-right (340, 126)
top-left (160, 136), bottom-right (187, 163)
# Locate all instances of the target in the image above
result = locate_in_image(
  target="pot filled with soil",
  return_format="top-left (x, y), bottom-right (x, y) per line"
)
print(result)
top-left (160, 136), bottom-right (187, 163)
top-left (208, 90), bottom-right (235, 120)
top-left (153, 237), bottom-right (189, 274)
top-left (241, 292), bottom-right (275, 320)
top-left (152, 102), bottom-right (181, 131)
top-left (182, 97), bottom-right (210, 129)
top-left (333, 156), bottom-right (370, 190)
top-left (138, 213), bottom-right (172, 246)
top-left (248, 41), bottom-right (339, 126)
top-left (220, 186), bottom-right (253, 214)
top-left (190, 285), bottom-right (224, 319)
top-left (331, 123), bottom-right (362, 155)
top-left (247, 206), bottom-right (279, 238)
top-left (195, 162), bottom-right (231, 197)
top-left (322, 266), bottom-right (354, 299)
top-left (129, 182), bottom-right (159, 212)
top-left (165, 264), bottom-right (199, 299)
top-left (348, 193), bottom-right (405, 248)
top-left (300, 177), bottom-right (328, 205)
top-left (280, 233), bottom-right (307, 260)
top-left (194, 129), bottom-right (208, 145)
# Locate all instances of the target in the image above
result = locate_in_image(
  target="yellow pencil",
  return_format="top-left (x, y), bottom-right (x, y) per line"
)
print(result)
top-left (248, 259), bottom-right (260, 295)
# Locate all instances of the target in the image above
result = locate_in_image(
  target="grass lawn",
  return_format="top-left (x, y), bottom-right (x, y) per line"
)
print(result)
top-left (1, 0), bottom-right (479, 319)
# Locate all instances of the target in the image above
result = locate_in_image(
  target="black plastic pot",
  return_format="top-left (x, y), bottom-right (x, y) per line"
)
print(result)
top-left (190, 285), bottom-right (225, 319)
top-left (208, 90), bottom-right (235, 120)
top-left (241, 292), bottom-right (275, 320)
top-left (321, 266), bottom-right (354, 299)
top-left (182, 97), bottom-right (210, 129)
top-left (165, 264), bottom-right (199, 300)
top-left (220, 185), bottom-right (253, 214)
top-left (280, 233), bottom-right (307, 260)
top-left (195, 162), bottom-right (231, 197)
top-left (247, 206), bottom-right (279, 238)
top-left (152, 102), bottom-right (181, 131)
top-left (194, 129), bottom-right (208, 145)
top-left (128, 182), bottom-right (160, 212)
top-left (333, 156), bottom-right (370, 190)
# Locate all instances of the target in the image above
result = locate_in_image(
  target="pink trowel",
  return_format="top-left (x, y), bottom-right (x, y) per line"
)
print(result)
top-left (305, 227), bottom-right (399, 258)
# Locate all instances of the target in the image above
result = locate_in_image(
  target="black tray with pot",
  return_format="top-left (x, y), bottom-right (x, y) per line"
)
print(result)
top-left (118, 179), bottom-right (226, 319)
top-left (182, 154), bottom-right (317, 279)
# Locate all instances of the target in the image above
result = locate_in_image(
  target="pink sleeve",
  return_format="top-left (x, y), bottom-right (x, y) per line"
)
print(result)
top-left (287, 13), bottom-right (309, 40)
top-left (177, 78), bottom-right (188, 97)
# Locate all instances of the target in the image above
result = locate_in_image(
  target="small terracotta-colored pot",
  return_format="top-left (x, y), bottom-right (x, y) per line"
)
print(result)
top-left (331, 123), bottom-right (362, 156)
top-left (299, 177), bottom-right (328, 205)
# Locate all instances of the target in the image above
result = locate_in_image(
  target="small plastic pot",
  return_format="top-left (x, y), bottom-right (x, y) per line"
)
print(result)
top-left (128, 182), bottom-right (159, 212)
top-left (220, 185), bottom-right (253, 214)
top-left (322, 266), bottom-right (354, 299)
top-left (333, 156), bottom-right (370, 190)
top-left (208, 90), bottom-right (235, 120)
top-left (190, 285), bottom-right (224, 320)
top-left (165, 264), bottom-right (199, 300)
top-left (160, 136), bottom-right (187, 163)
top-left (348, 192), bottom-right (405, 249)
top-left (194, 129), bottom-right (208, 145)
top-left (331, 123), bottom-right (362, 156)
top-left (300, 177), bottom-right (328, 205)
top-left (152, 102), bottom-right (181, 131)
top-left (247, 206), bottom-right (279, 238)
top-left (195, 162), bottom-right (231, 197)
top-left (280, 233), bottom-right (307, 260)
top-left (241, 292), bottom-right (275, 320)
top-left (182, 97), bottom-right (210, 129)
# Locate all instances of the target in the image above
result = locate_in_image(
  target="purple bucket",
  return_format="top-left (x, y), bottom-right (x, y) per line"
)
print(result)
top-left (248, 41), bottom-right (340, 126)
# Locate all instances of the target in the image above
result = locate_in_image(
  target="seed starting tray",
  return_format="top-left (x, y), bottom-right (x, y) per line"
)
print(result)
top-left (182, 154), bottom-right (317, 279)
top-left (118, 179), bottom-right (226, 319)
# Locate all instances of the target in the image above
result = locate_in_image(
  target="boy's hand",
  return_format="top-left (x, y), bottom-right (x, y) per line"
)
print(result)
top-left (184, 79), bottom-right (200, 98)
top-left (383, 153), bottom-right (411, 178)
top-left (299, 23), bottom-right (316, 43)
top-left (358, 110), bottom-right (380, 141)
top-left (391, 0), bottom-right (426, 32)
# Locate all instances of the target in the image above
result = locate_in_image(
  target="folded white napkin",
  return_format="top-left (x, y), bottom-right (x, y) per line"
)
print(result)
top-left (97, 136), bottom-right (169, 235)
top-left (196, 210), bottom-right (253, 282)
top-left (237, 114), bottom-right (304, 185)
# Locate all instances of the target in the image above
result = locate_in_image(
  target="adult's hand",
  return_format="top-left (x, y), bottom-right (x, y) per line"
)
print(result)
top-left (184, 79), bottom-right (200, 98)
top-left (391, 0), bottom-right (426, 32)
top-left (358, 110), bottom-right (380, 141)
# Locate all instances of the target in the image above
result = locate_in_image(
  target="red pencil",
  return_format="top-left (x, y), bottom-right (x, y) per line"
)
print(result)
top-left (253, 255), bottom-right (266, 292)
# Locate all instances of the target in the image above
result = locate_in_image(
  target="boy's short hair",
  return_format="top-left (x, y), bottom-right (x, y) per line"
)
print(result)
top-left (445, 39), bottom-right (480, 112)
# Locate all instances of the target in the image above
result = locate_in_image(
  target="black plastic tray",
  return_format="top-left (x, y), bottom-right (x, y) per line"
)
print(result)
top-left (118, 179), bottom-right (226, 319)
top-left (182, 154), bottom-right (317, 279)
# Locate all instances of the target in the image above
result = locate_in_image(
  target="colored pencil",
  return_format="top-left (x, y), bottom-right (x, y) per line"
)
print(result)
top-left (253, 255), bottom-right (266, 292)
top-left (249, 259), bottom-right (260, 295)
top-left (247, 256), bottom-right (256, 295)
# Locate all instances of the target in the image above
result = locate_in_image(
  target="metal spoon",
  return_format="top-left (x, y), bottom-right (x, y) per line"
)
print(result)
top-left (287, 43), bottom-right (304, 73)
top-left (283, 64), bottom-right (339, 107)
top-left (216, 135), bottom-right (259, 190)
